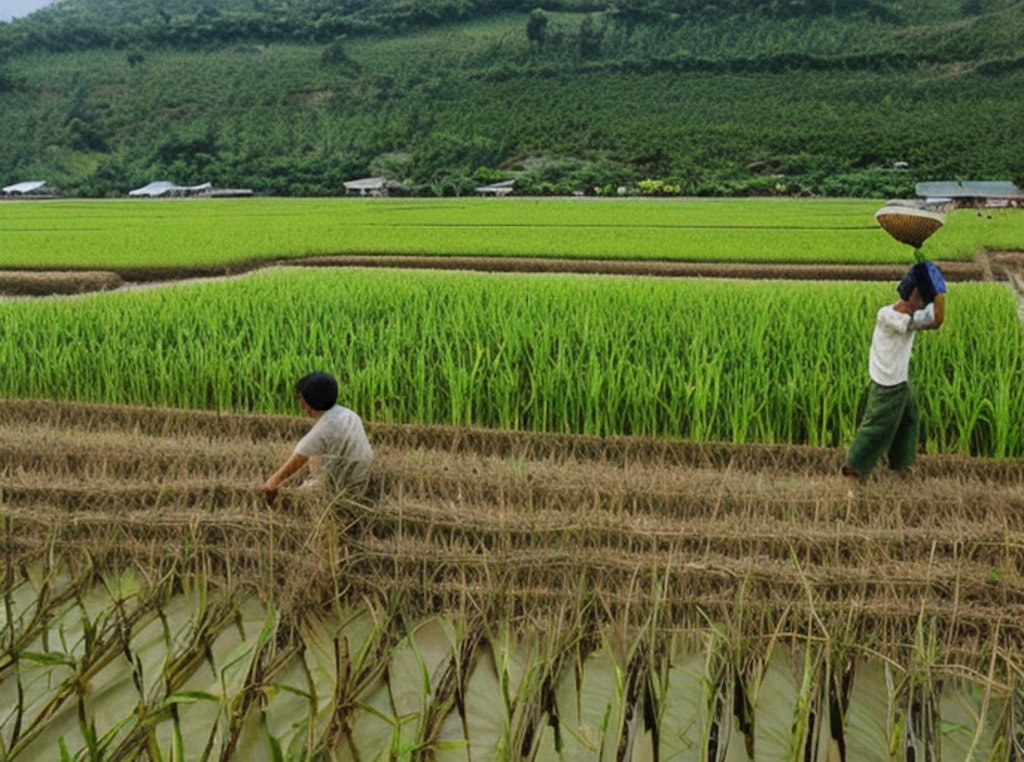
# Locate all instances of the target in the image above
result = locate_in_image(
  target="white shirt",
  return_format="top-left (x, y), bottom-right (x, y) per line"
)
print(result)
top-left (868, 303), bottom-right (935, 386)
top-left (294, 405), bottom-right (373, 489)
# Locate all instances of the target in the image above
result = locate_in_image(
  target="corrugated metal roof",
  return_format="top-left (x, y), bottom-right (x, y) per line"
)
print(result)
top-left (343, 177), bottom-right (389, 189)
top-left (2, 180), bottom-right (47, 194)
top-left (128, 181), bottom-right (212, 197)
top-left (916, 180), bottom-right (1023, 198)
top-left (128, 181), bottom-right (178, 196)
top-left (475, 179), bottom-right (515, 195)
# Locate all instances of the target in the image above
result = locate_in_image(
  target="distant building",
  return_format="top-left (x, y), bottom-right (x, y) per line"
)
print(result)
top-left (2, 180), bottom-right (51, 197)
top-left (916, 180), bottom-right (1024, 209)
top-left (474, 179), bottom-right (515, 197)
top-left (128, 181), bottom-right (213, 198)
top-left (343, 177), bottom-right (400, 196)
top-left (203, 188), bottom-right (254, 198)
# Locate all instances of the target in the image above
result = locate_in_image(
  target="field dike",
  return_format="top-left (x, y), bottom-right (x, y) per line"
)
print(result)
top-left (2, 250), bottom-right (1024, 297)
top-left (2, 399), bottom-right (1023, 758)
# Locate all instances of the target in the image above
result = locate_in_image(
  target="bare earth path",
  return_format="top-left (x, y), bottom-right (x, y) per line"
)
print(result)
top-left (2, 250), bottom-right (1024, 296)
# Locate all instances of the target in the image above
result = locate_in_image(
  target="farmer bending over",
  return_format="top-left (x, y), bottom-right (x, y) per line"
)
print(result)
top-left (842, 261), bottom-right (946, 481)
top-left (264, 371), bottom-right (374, 503)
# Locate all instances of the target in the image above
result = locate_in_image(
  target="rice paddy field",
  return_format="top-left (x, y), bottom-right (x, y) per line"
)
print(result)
top-left (2, 196), bottom-right (1023, 270)
top-left (2, 197), bottom-right (1024, 759)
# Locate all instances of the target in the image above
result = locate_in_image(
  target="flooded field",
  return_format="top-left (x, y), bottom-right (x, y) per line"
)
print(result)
top-left (3, 399), bottom-right (1023, 758)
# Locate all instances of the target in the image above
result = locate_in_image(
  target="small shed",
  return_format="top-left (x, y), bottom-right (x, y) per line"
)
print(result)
top-left (916, 181), bottom-right (1024, 209)
top-left (204, 188), bottom-right (254, 198)
top-left (2, 180), bottom-right (50, 197)
top-left (343, 177), bottom-right (399, 197)
top-left (474, 179), bottom-right (515, 197)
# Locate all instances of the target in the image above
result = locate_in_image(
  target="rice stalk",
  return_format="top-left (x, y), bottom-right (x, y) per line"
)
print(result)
top-left (3, 399), bottom-right (1024, 757)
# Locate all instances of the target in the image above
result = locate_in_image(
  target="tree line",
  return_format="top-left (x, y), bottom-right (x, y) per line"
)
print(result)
top-left (1, 0), bottom-right (1012, 57)
top-left (1, 0), bottom-right (1022, 197)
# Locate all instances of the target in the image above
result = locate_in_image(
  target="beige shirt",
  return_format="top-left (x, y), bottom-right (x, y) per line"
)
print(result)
top-left (294, 405), bottom-right (373, 490)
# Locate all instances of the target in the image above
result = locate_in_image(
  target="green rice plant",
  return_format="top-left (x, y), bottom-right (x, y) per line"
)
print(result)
top-left (485, 615), bottom-right (591, 761)
top-left (343, 615), bottom-right (455, 759)
top-left (650, 634), bottom-right (717, 760)
top-left (1, 270), bottom-right (1021, 457)
top-left (4, 559), bottom-right (1021, 760)
top-left (938, 679), bottom-right (1007, 761)
top-left (751, 647), bottom-right (807, 759)
top-left (284, 605), bottom-right (397, 761)
top-left (430, 624), bottom-right (514, 760)
top-left (0, 562), bottom-right (271, 761)
top-left (544, 637), bottom-right (624, 759)
top-left (843, 657), bottom-right (897, 761)
top-left (921, 282), bottom-right (1024, 458)
top-left (0, 198), bottom-right (1009, 269)
top-left (5, 395), bottom-right (1024, 758)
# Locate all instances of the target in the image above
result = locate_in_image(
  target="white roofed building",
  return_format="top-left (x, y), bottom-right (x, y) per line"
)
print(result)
top-left (474, 179), bottom-right (515, 197)
top-left (2, 180), bottom-right (51, 197)
top-left (343, 177), bottom-right (400, 196)
top-left (916, 180), bottom-right (1023, 209)
top-left (128, 181), bottom-right (213, 198)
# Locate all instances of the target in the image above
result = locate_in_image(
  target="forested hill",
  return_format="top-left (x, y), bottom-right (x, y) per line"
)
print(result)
top-left (1, 0), bottom-right (1023, 197)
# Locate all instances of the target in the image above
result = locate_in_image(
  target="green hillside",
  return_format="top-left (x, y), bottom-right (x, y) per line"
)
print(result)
top-left (1, 0), bottom-right (1023, 197)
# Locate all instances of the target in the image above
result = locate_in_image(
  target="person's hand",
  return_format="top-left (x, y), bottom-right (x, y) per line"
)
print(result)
top-left (930, 292), bottom-right (945, 329)
top-left (263, 476), bottom-right (280, 505)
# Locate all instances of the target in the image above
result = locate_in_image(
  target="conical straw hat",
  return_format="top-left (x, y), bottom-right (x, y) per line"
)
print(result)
top-left (875, 205), bottom-right (945, 248)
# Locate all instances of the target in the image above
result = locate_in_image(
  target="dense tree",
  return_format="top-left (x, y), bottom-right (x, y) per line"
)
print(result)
top-left (321, 35), bottom-right (361, 73)
top-left (577, 14), bottom-right (603, 59)
top-left (1, 0), bottom-right (1022, 197)
top-left (526, 9), bottom-right (548, 47)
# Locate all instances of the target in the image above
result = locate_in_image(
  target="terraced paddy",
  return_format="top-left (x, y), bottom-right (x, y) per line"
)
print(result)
top-left (3, 398), bottom-right (1023, 758)
top-left (3, 197), bottom-right (1023, 756)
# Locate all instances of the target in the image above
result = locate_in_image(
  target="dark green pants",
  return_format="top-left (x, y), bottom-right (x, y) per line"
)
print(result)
top-left (844, 381), bottom-right (919, 476)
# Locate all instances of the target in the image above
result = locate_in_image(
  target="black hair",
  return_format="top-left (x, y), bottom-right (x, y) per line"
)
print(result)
top-left (896, 262), bottom-right (939, 305)
top-left (897, 269), bottom-right (915, 301)
top-left (296, 371), bottom-right (338, 411)
top-left (913, 262), bottom-right (938, 304)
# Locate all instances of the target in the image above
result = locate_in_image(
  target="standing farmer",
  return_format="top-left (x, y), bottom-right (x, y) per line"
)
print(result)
top-left (842, 261), bottom-right (946, 481)
top-left (264, 371), bottom-right (374, 503)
